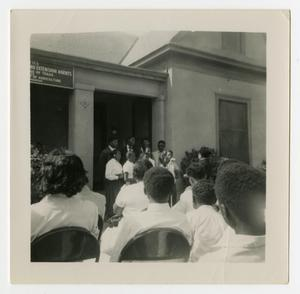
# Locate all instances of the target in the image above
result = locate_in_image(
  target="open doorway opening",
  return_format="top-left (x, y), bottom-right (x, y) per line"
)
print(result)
top-left (93, 91), bottom-right (152, 190)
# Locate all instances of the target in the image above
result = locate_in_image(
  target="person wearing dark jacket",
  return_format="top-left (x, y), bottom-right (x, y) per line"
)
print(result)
top-left (96, 137), bottom-right (119, 191)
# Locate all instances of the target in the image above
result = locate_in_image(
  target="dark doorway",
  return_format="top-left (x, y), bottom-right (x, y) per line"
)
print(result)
top-left (218, 98), bottom-right (250, 163)
top-left (30, 83), bottom-right (71, 151)
top-left (93, 91), bottom-right (152, 190)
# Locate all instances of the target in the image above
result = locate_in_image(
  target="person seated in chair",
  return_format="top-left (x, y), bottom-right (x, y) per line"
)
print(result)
top-left (100, 167), bottom-right (192, 262)
top-left (31, 149), bottom-right (99, 241)
top-left (172, 161), bottom-right (206, 214)
top-left (198, 162), bottom-right (266, 263)
top-left (76, 184), bottom-right (106, 221)
top-left (113, 159), bottom-right (152, 217)
top-left (187, 179), bottom-right (226, 262)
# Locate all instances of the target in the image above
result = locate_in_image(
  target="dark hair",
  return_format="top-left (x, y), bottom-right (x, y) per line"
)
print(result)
top-left (108, 136), bottom-right (118, 144)
top-left (143, 167), bottom-right (174, 203)
top-left (142, 159), bottom-right (155, 170)
top-left (186, 162), bottom-right (206, 180)
top-left (167, 150), bottom-right (173, 156)
top-left (217, 158), bottom-right (240, 174)
top-left (126, 150), bottom-right (135, 159)
top-left (158, 140), bottom-right (166, 146)
top-left (215, 162), bottom-right (266, 225)
top-left (192, 179), bottom-right (216, 206)
top-left (127, 136), bottom-right (135, 143)
top-left (133, 159), bottom-right (152, 181)
top-left (40, 149), bottom-right (88, 197)
top-left (111, 149), bottom-right (121, 157)
top-left (199, 146), bottom-right (212, 158)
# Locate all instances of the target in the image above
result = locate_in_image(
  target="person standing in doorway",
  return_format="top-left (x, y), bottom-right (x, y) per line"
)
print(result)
top-left (97, 137), bottom-right (119, 192)
top-left (152, 140), bottom-right (166, 167)
top-left (122, 136), bottom-right (138, 163)
top-left (105, 149), bottom-right (124, 219)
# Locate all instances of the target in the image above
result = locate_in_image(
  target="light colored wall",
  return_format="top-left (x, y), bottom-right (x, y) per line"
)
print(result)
top-left (166, 66), bottom-right (266, 167)
top-left (125, 32), bottom-right (266, 67)
top-left (171, 31), bottom-right (222, 51)
top-left (244, 33), bottom-right (266, 65)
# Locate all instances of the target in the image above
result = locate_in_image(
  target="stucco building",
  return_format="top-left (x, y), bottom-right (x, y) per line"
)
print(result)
top-left (30, 31), bottom-right (266, 186)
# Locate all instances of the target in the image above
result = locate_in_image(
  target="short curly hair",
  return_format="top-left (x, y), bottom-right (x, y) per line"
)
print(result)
top-left (215, 162), bottom-right (266, 224)
top-left (143, 167), bottom-right (174, 203)
top-left (186, 161), bottom-right (206, 180)
top-left (133, 159), bottom-right (152, 181)
top-left (40, 148), bottom-right (88, 197)
top-left (192, 179), bottom-right (216, 206)
top-left (199, 146), bottom-right (212, 158)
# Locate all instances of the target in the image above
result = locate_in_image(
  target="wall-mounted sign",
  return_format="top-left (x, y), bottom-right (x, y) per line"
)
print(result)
top-left (30, 59), bottom-right (74, 89)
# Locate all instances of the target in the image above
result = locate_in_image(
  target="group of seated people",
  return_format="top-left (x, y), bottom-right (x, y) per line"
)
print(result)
top-left (31, 147), bottom-right (266, 263)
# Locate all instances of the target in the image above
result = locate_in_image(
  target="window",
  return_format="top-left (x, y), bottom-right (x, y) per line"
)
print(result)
top-left (218, 97), bottom-right (250, 163)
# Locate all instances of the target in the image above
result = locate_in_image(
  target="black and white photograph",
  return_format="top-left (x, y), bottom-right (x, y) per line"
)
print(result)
top-left (9, 9), bottom-right (289, 284)
top-left (30, 30), bottom-right (266, 263)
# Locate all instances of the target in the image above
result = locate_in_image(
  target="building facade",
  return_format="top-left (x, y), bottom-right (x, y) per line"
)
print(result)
top-left (30, 31), bottom-right (266, 187)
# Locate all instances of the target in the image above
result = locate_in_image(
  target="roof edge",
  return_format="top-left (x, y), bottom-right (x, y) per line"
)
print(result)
top-left (30, 48), bottom-right (168, 82)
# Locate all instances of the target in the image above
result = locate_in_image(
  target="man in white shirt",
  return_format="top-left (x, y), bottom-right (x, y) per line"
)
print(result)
top-left (198, 162), bottom-right (266, 263)
top-left (114, 159), bottom-right (152, 217)
top-left (152, 140), bottom-right (166, 166)
top-left (101, 167), bottom-right (192, 262)
top-left (187, 179), bottom-right (226, 262)
top-left (96, 137), bottom-right (118, 191)
top-left (173, 161), bottom-right (206, 214)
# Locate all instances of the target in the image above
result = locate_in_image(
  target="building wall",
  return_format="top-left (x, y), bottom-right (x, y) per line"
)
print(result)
top-left (124, 32), bottom-right (266, 68)
top-left (166, 66), bottom-right (266, 167)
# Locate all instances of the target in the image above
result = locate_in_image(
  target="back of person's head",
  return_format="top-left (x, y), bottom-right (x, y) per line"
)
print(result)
top-left (186, 161), bottom-right (206, 181)
top-left (40, 148), bottom-right (88, 197)
top-left (126, 150), bottom-right (135, 161)
top-left (217, 158), bottom-right (240, 174)
top-left (199, 146), bottom-right (212, 158)
top-left (143, 167), bottom-right (174, 203)
top-left (142, 158), bottom-right (155, 170)
top-left (192, 179), bottom-right (216, 208)
top-left (133, 159), bottom-right (152, 181)
top-left (215, 162), bottom-right (266, 235)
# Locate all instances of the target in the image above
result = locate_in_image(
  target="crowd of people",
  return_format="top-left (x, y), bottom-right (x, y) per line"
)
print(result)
top-left (31, 137), bottom-right (266, 263)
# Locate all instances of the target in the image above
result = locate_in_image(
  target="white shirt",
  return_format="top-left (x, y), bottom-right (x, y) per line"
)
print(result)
top-left (123, 160), bottom-right (135, 179)
top-left (166, 158), bottom-right (179, 179)
top-left (152, 150), bottom-right (163, 166)
top-left (187, 205), bottom-right (227, 262)
top-left (115, 181), bottom-right (149, 217)
top-left (172, 186), bottom-right (193, 214)
top-left (105, 158), bottom-right (123, 180)
top-left (31, 194), bottom-right (99, 241)
top-left (101, 202), bottom-right (192, 262)
top-left (148, 157), bottom-right (155, 167)
top-left (198, 227), bottom-right (265, 263)
top-left (76, 185), bottom-right (106, 219)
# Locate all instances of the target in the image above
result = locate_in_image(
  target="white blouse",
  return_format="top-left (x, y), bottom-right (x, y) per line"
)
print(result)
top-left (105, 158), bottom-right (123, 181)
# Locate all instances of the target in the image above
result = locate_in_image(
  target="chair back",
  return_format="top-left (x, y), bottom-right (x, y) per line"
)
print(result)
top-left (119, 228), bottom-right (191, 262)
top-left (31, 226), bottom-right (100, 262)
